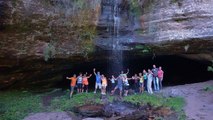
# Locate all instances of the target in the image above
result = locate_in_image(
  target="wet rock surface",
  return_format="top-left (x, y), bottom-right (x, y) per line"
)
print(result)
top-left (103, 102), bottom-right (137, 117)
top-left (75, 104), bottom-right (104, 117)
top-left (23, 112), bottom-right (78, 120)
top-left (74, 102), bottom-right (177, 120)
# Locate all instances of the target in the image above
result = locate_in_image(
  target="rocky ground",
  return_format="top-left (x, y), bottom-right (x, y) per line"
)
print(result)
top-left (161, 80), bottom-right (213, 120)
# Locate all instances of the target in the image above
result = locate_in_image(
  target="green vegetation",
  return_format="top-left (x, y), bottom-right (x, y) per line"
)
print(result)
top-left (43, 43), bottom-right (56, 61)
top-left (135, 45), bottom-right (151, 53)
top-left (173, 17), bottom-right (189, 23)
top-left (170, 0), bottom-right (179, 3)
top-left (203, 85), bottom-right (213, 92)
top-left (0, 91), bottom-right (42, 120)
top-left (0, 90), bottom-right (102, 120)
top-left (0, 90), bottom-right (185, 120)
top-left (130, 0), bottom-right (141, 16)
top-left (50, 92), bottom-right (101, 111)
top-left (124, 93), bottom-right (185, 120)
top-left (207, 60), bottom-right (213, 72)
top-left (170, 0), bottom-right (183, 7)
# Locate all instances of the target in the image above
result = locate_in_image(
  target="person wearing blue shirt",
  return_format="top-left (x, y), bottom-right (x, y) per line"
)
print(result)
top-left (93, 68), bottom-right (102, 93)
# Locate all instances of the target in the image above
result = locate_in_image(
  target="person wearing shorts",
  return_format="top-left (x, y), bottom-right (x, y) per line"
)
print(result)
top-left (138, 73), bottom-right (144, 93)
top-left (111, 76), bottom-right (123, 97)
top-left (82, 73), bottom-right (92, 93)
top-left (77, 73), bottom-right (83, 93)
top-left (101, 75), bottom-right (107, 95)
top-left (66, 74), bottom-right (77, 98)
top-left (132, 74), bottom-right (139, 93)
top-left (110, 75), bottom-right (116, 91)
top-left (93, 68), bottom-right (102, 93)
top-left (123, 77), bottom-right (130, 96)
top-left (143, 70), bottom-right (148, 91)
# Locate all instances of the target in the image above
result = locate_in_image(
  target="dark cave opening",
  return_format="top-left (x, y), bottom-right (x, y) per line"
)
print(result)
top-left (61, 54), bottom-right (213, 90)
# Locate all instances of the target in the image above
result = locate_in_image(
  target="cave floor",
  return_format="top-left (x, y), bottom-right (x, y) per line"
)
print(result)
top-left (161, 80), bottom-right (213, 120)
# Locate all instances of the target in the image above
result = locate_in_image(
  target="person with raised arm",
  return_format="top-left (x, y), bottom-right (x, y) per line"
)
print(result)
top-left (82, 72), bottom-right (92, 93)
top-left (66, 74), bottom-right (77, 98)
top-left (123, 75), bottom-right (132, 96)
top-left (93, 68), bottom-right (102, 93)
top-left (110, 75), bottom-right (116, 91)
top-left (119, 68), bottom-right (129, 78)
top-left (111, 75), bottom-right (123, 98)
top-left (132, 74), bottom-right (139, 94)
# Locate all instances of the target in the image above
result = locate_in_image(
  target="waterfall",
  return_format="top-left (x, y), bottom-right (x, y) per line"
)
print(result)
top-left (110, 0), bottom-right (123, 74)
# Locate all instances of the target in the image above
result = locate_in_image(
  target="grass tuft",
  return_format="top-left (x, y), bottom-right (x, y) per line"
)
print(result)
top-left (0, 91), bottom-right (42, 120)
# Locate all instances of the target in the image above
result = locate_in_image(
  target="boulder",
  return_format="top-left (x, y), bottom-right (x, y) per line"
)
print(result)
top-left (76, 104), bottom-right (104, 117)
top-left (23, 112), bottom-right (79, 120)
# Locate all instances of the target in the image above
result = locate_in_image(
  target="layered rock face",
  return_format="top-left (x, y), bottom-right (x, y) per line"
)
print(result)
top-left (95, 0), bottom-right (213, 61)
top-left (0, 0), bottom-right (101, 60)
top-left (0, 0), bottom-right (212, 60)
top-left (140, 0), bottom-right (213, 60)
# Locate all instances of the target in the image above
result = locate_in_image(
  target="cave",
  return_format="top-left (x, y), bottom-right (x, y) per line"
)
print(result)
top-left (60, 53), bottom-right (213, 91)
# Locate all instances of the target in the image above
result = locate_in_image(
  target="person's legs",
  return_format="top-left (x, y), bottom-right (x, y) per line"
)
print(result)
top-left (101, 85), bottom-right (104, 94)
top-left (77, 84), bottom-right (80, 93)
top-left (111, 85), bottom-right (117, 95)
top-left (70, 86), bottom-right (74, 98)
top-left (98, 83), bottom-right (102, 91)
top-left (86, 85), bottom-right (88, 93)
top-left (150, 80), bottom-right (153, 94)
top-left (94, 83), bottom-right (97, 93)
top-left (102, 85), bottom-right (106, 95)
top-left (153, 77), bottom-right (157, 91)
top-left (112, 83), bottom-right (115, 91)
top-left (159, 77), bottom-right (163, 90)
top-left (141, 83), bottom-right (144, 93)
top-left (79, 84), bottom-right (81, 93)
top-left (144, 79), bottom-right (147, 91)
top-left (124, 86), bottom-right (129, 96)
top-left (156, 77), bottom-right (160, 91)
top-left (119, 86), bottom-right (122, 97)
top-left (147, 80), bottom-right (152, 94)
top-left (134, 83), bottom-right (137, 93)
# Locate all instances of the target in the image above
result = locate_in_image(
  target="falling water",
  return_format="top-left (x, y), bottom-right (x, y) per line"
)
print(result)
top-left (110, 0), bottom-right (123, 74)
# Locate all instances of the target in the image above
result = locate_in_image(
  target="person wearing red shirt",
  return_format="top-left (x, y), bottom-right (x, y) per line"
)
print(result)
top-left (82, 73), bottom-right (92, 93)
top-left (158, 66), bottom-right (164, 90)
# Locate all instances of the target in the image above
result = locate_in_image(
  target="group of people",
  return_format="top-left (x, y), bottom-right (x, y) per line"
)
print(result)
top-left (66, 65), bottom-right (164, 98)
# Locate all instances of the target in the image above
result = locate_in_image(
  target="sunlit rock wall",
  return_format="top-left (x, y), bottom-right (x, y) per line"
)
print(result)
top-left (0, 0), bottom-right (101, 60)
top-left (142, 0), bottom-right (213, 41)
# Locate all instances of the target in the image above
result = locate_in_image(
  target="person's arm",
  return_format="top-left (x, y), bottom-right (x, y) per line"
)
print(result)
top-left (125, 68), bottom-right (129, 75)
top-left (87, 74), bottom-right (92, 78)
top-left (93, 68), bottom-right (97, 75)
top-left (66, 77), bottom-right (71, 79)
